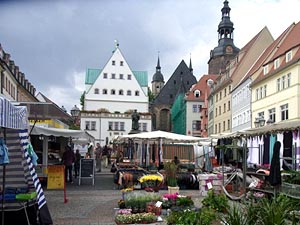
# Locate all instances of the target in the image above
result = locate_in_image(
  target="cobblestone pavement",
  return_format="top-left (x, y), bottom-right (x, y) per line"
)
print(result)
top-left (44, 168), bottom-right (202, 225)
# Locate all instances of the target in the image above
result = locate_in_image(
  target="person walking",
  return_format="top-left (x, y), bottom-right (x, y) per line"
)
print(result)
top-left (74, 149), bottom-right (81, 178)
top-left (62, 145), bottom-right (75, 183)
top-left (95, 143), bottom-right (102, 172)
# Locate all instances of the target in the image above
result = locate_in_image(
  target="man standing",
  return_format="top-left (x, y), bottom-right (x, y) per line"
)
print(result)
top-left (62, 145), bottom-right (75, 183)
top-left (95, 143), bottom-right (102, 172)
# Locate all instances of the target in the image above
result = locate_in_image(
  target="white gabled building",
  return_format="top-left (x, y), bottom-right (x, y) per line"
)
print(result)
top-left (81, 42), bottom-right (151, 146)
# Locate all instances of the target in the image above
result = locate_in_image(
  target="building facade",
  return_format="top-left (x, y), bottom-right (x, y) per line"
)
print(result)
top-left (81, 42), bottom-right (151, 145)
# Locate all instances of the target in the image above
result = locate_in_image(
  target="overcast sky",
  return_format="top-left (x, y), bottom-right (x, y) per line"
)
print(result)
top-left (1, 0), bottom-right (299, 113)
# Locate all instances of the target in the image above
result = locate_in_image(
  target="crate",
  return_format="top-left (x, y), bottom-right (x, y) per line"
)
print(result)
top-left (281, 182), bottom-right (300, 199)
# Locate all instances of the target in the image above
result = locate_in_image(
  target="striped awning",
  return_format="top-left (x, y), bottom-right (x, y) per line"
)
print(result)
top-left (0, 96), bottom-right (28, 129)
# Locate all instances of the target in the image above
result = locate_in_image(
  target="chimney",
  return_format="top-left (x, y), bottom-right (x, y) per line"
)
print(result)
top-left (14, 66), bottom-right (19, 78)
top-left (4, 53), bottom-right (10, 64)
top-left (9, 60), bottom-right (15, 73)
top-left (24, 79), bottom-right (28, 89)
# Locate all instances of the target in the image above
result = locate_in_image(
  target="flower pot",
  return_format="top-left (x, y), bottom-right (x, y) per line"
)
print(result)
top-left (168, 186), bottom-right (180, 194)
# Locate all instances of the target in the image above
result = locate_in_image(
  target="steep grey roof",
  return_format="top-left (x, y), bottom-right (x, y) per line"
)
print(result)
top-left (153, 60), bottom-right (197, 105)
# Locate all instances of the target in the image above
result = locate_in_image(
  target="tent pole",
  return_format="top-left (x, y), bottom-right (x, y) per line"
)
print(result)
top-left (1, 128), bottom-right (6, 225)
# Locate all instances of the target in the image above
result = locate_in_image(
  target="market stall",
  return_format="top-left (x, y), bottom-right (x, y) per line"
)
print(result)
top-left (0, 96), bottom-right (52, 225)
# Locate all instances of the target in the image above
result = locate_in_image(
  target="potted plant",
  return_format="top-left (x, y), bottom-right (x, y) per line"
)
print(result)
top-left (138, 174), bottom-right (163, 192)
top-left (164, 161), bottom-right (179, 194)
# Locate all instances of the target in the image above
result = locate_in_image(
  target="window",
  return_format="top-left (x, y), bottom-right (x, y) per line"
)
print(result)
top-left (229, 85), bottom-right (231, 92)
top-left (282, 75), bottom-right (286, 89)
top-left (220, 91), bottom-right (222, 100)
top-left (192, 120), bottom-right (201, 131)
top-left (112, 60), bottom-right (115, 65)
top-left (227, 119), bottom-right (230, 130)
top-left (91, 121), bottom-right (96, 130)
top-left (111, 73), bottom-right (116, 79)
top-left (286, 51), bottom-right (292, 62)
top-left (198, 105), bottom-right (202, 113)
top-left (224, 88), bottom-right (227, 97)
top-left (120, 61), bottom-right (124, 66)
top-left (120, 122), bottom-right (125, 131)
top-left (127, 74), bottom-right (131, 80)
top-left (103, 89), bottom-right (108, 94)
top-left (119, 74), bottom-right (124, 79)
top-left (215, 124), bottom-right (217, 134)
top-left (223, 103), bottom-right (226, 113)
top-left (142, 123), bottom-right (147, 132)
top-left (228, 101), bottom-right (230, 111)
top-left (218, 123), bottom-right (221, 133)
top-left (263, 65), bottom-right (269, 75)
top-left (194, 90), bottom-right (200, 97)
top-left (119, 89), bottom-right (124, 95)
top-left (223, 121), bottom-right (225, 131)
top-left (256, 88), bottom-right (259, 100)
top-left (263, 85), bottom-right (267, 98)
top-left (127, 90), bottom-right (131, 96)
top-left (108, 122), bottom-right (113, 130)
top-left (281, 104), bottom-right (288, 120)
top-left (274, 58), bottom-right (280, 69)
top-left (94, 88), bottom-right (99, 94)
top-left (216, 93), bottom-right (218, 102)
top-left (111, 89), bottom-right (116, 95)
top-left (85, 121), bottom-right (90, 130)
top-left (135, 91), bottom-right (139, 96)
top-left (114, 122), bottom-right (119, 131)
top-left (287, 73), bottom-right (291, 87)
top-left (219, 106), bottom-right (221, 115)
top-left (277, 78), bottom-right (281, 91)
top-left (215, 108), bottom-right (218, 117)
top-left (258, 112), bottom-right (264, 120)
top-left (174, 80), bottom-right (176, 85)
top-left (103, 73), bottom-right (108, 79)
top-left (269, 108), bottom-right (276, 123)
top-left (192, 105), bottom-right (197, 113)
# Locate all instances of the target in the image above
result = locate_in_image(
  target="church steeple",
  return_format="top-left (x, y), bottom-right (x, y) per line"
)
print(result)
top-left (151, 53), bottom-right (165, 96)
top-left (208, 0), bottom-right (240, 75)
top-left (189, 54), bottom-right (193, 74)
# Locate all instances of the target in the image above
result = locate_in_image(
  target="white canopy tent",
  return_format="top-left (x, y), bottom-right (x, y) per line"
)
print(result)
top-left (117, 130), bottom-right (204, 143)
top-left (29, 125), bottom-right (94, 167)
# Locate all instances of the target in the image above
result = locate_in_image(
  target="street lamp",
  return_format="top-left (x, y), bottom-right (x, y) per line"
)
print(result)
top-left (254, 116), bottom-right (265, 128)
top-left (70, 105), bottom-right (80, 125)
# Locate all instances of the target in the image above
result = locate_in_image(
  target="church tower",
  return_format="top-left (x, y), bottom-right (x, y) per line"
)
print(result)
top-left (208, 0), bottom-right (239, 74)
top-left (151, 56), bottom-right (164, 96)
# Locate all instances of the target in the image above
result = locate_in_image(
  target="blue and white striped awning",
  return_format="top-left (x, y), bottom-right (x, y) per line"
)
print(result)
top-left (0, 96), bottom-right (28, 129)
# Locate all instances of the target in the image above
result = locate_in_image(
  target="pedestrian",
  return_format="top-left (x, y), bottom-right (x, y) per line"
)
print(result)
top-left (62, 145), bottom-right (75, 183)
top-left (74, 149), bottom-right (81, 178)
top-left (95, 143), bottom-right (102, 172)
top-left (102, 145), bottom-right (109, 168)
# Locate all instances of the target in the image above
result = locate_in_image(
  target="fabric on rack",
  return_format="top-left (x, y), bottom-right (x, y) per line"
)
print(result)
top-left (283, 131), bottom-right (293, 170)
top-left (269, 134), bottom-right (277, 164)
top-left (193, 144), bottom-right (204, 168)
top-left (263, 134), bottom-right (270, 165)
top-left (269, 141), bottom-right (282, 186)
top-left (258, 135), bottom-right (264, 165)
top-left (19, 129), bottom-right (53, 224)
top-left (0, 137), bottom-right (9, 164)
top-left (204, 145), bottom-right (212, 172)
top-left (146, 140), bottom-right (150, 167)
top-left (159, 138), bottom-right (163, 164)
top-left (247, 137), bottom-right (253, 164)
top-left (293, 130), bottom-right (300, 170)
top-left (277, 133), bottom-right (284, 169)
top-left (0, 96), bottom-right (28, 129)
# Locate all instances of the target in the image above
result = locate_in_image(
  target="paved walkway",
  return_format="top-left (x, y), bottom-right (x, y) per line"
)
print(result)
top-left (44, 168), bottom-right (202, 225)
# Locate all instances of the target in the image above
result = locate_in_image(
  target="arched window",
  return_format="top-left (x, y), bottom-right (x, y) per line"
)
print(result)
top-left (135, 90), bottom-right (139, 96)
top-left (127, 90), bottom-right (131, 96)
top-left (111, 89), bottom-right (116, 95)
top-left (194, 90), bottom-right (201, 98)
top-left (94, 88), bottom-right (99, 94)
top-left (103, 89), bottom-right (107, 94)
top-left (119, 89), bottom-right (124, 95)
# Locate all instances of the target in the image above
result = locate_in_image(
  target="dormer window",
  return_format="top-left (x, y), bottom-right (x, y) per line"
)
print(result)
top-left (112, 60), bottom-right (116, 66)
top-left (194, 90), bottom-right (201, 98)
top-left (286, 51), bottom-right (292, 62)
top-left (263, 65), bottom-right (269, 75)
top-left (274, 58), bottom-right (280, 69)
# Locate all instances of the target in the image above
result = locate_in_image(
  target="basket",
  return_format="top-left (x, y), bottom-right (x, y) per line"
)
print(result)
top-left (281, 182), bottom-right (300, 199)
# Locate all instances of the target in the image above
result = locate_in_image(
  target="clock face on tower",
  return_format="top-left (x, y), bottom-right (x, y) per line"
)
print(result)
top-left (226, 45), bottom-right (233, 54)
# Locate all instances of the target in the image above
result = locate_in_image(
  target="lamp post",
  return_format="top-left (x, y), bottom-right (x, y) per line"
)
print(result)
top-left (70, 105), bottom-right (80, 126)
top-left (254, 116), bottom-right (265, 128)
